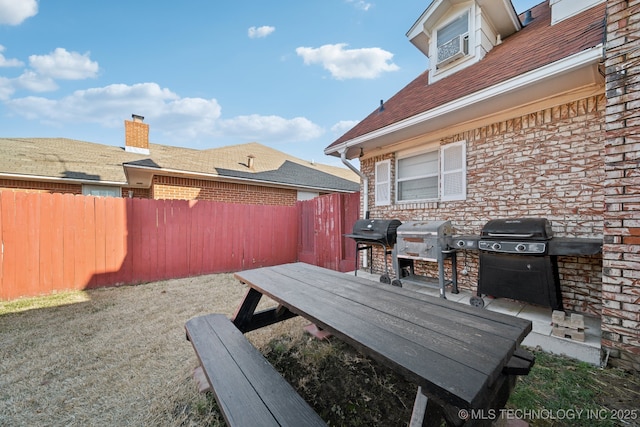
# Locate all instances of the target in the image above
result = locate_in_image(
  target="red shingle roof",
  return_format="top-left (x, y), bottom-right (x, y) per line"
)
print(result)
top-left (326, 1), bottom-right (605, 151)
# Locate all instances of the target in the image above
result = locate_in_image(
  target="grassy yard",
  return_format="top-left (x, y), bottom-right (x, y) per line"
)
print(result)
top-left (1, 276), bottom-right (638, 426)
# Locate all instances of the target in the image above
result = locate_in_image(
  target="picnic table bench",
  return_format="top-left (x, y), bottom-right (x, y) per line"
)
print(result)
top-left (186, 262), bottom-right (534, 426)
top-left (185, 313), bottom-right (326, 426)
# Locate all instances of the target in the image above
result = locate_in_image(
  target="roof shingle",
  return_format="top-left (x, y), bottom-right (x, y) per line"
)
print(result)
top-left (326, 1), bottom-right (605, 150)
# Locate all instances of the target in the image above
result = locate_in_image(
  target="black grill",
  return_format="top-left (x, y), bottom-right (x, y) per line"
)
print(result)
top-left (473, 218), bottom-right (562, 310)
top-left (345, 219), bottom-right (402, 283)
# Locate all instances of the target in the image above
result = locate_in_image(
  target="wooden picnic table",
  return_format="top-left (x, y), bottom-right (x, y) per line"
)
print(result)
top-left (232, 262), bottom-right (533, 426)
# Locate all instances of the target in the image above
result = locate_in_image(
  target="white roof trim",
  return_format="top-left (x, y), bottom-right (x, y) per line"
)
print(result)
top-left (0, 172), bottom-right (124, 186)
top-left (122, 163), bottom-right (356, 194)
top-left (327, 45), bottom-right (603, 158)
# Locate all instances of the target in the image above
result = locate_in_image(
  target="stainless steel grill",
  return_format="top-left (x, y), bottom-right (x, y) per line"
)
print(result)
top-left (392, 220), bottom-right (458, 298)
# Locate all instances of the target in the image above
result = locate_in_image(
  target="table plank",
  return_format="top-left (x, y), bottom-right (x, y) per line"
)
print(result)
top-left (234, 262), bottom-right (532, 409)
top-left (259, 267), bottom-right (513, 374)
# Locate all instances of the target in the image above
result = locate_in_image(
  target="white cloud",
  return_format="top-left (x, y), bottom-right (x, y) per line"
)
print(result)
top-left (0, 76), bottom-right (14, 100)
top-left (5, 82), bottom-right (322, 144)
top-left (29, 48), bottom-right (99, 80)
top-left (7, 83), bottom-right (185, 124)
top-left (218, 114), bottom-right (323, 142)
top-left (15, 70), bottom-right (57, 92)
top-left (0, 45), bottom-right (24, 67)
top-left (296, 43), bottom-right (399, 80)
top-left (0, 0), bottom-right (38, 25)
top-left (248, 26), bottom-right (275, 39)
top-left (331, 120), bottom-right (359, 134)
top-left (345, 0), bottom-right (372, 11)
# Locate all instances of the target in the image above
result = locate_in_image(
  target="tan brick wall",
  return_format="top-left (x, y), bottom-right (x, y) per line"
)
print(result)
top-left (0, 179), bottom-right (82, 195)
top-left (361, 95), bottom-right (605, 317)
top-left (603, 0), bottom-right (640, 371)
top-left (151, 175), bottom-right (298, 206)
top-left (124, 119), bottom-right (149, 150)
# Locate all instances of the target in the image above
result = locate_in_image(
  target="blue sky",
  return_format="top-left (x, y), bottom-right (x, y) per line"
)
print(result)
top-left (0, 0), bottom-right (542, 167)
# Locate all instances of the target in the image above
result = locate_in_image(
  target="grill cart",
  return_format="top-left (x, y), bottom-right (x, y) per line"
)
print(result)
top-left (392, 220), bottom-right (458, 298)
top-left (345, 218), bottom-right (402, 284)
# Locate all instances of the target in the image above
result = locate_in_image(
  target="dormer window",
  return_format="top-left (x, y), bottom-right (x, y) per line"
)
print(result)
top-left (436, 11), bottom-right (469, 68)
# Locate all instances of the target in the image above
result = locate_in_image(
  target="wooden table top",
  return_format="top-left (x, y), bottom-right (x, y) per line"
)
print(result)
top-left (234, 262), bottom-right (532, 410)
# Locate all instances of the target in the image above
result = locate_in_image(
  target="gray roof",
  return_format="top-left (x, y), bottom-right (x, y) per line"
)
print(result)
top-left (0, 138), bottom-right (360, 193)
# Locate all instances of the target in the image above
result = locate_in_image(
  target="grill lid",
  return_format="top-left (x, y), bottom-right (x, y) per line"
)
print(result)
top-left (345, 219), bottom-right (402, 246)
top-left (481, 218), bottom-right (553, 240)
top-left (397, 220), bottom-right (452, 237)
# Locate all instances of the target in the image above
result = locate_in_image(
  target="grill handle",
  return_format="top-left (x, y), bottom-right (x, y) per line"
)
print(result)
top-left (486, 232), bottom-right (534, 238)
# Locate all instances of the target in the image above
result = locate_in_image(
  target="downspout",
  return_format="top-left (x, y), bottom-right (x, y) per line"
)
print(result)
top-left (340, 148), bottom-right (368, 219)
top-left (341, 148), bottom-right (369, 269)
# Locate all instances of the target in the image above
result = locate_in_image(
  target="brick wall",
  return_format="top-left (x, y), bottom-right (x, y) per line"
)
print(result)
top-left (151, 175), bottom-right (298, 205)
top-left (122, 187), bottom-right (150, 199)
top-left (124, 118), bottom-right (149, 150)
top-left (0, 179), bottom-right (82, 195)
top-left (361, 95), bottom-right (605, 316)
top-left (603, 0), bottom-right (640, 371)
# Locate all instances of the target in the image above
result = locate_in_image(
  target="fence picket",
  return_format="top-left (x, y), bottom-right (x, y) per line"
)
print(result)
top-left (0, 191), bottom-right (359, 300)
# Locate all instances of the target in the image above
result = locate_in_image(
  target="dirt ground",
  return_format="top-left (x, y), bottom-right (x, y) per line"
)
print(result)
top-left (1, 273), bottom-right (638, 426)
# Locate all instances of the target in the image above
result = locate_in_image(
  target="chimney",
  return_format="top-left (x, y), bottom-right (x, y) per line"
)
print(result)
top-left (247, 154), bottom-right (255, 169)
top-left (124, 114), bottom-right (150, 154)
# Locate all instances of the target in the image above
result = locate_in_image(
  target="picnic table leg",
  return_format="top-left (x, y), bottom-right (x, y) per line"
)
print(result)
top-left (232, 287), bottom-right (263, 332)
top-left (409, 387), bottom-right (446, 427)
top-left (232, 287), bottom-right (298, 333)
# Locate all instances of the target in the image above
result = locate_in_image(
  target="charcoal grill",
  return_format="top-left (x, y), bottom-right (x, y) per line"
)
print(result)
top-left (473, 218), bottom-right (562, 310)
top-left (345, 218), bottom-right (402, 283)
top-left (392, 220), bottom-right (459, 298)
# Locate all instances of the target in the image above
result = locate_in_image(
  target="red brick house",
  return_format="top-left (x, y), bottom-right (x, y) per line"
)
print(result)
top-left (326, 0), bottom-right (639, 370)
top-left (0, 116), bottom-right (359, 205)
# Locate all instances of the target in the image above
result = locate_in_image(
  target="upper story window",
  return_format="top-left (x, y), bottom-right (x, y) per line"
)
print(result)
top-left (436, 11), bottom-right (469, 69)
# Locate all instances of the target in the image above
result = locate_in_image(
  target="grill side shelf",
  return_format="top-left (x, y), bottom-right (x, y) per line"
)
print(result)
top-left (548, 238), bottom-right (603, 256)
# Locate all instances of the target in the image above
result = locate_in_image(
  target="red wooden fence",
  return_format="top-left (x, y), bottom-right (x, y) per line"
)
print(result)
top-left (297, 192), bottom-right (358, 272)
top-left (0, 191), bottom-right (359, 300)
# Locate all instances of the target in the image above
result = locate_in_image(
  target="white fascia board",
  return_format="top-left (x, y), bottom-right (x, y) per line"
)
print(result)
top-left (0, 172), bottom-right (125, 186)
top-left (328, 45), bottom-right (603, 158)
top-left (122, 164), bottom-right (354, 194)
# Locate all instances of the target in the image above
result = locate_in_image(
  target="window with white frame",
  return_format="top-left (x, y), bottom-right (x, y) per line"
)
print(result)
top-left (397, 150), bottom-right (439, 201)
top-left (82, 184), bottom-right (121, 197)
top-left (393, 141), bottom-right (466, 203)
top-left (436, 10), bottom-right (469, 68)
top-left (375, 159), bottom-right (391, 206)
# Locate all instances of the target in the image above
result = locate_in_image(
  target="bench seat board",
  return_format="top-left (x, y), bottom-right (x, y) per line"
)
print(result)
top-left (185, 314), bottom-right (326, 427)
top-left (234, 263), bottom-right (532, 410)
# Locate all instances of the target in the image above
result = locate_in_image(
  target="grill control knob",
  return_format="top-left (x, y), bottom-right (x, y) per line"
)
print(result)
top-left (491, 242), bottom-right (501, 251)
top-left (515, 244), bottom-right (527, 252)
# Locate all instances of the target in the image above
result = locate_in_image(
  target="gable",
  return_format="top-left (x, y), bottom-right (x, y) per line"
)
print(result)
top-left (326, 1), bottom-right (606, 159)
top-left (406, 0), bottom-right (521, 83)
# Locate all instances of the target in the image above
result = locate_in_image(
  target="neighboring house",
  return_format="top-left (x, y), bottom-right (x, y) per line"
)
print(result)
top-left (0, 115), bottom-right (359, 205)
top-left (326, 0), bottom-right (639, 370)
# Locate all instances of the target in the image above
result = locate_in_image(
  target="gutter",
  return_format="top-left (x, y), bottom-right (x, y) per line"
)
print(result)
top-left (0, 172), bottom-right (124, 187)
top-left (340, 149), bottom-right (368, 219)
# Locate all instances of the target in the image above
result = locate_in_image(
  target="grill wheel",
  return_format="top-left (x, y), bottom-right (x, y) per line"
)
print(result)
top-left (470, 295), bottom-right (485, 308)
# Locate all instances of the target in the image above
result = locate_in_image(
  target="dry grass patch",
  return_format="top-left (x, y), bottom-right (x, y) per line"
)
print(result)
top-left (0, 274), bottom-right (305, 427)
top-left (1, 274), bottom-right (639, 426)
